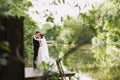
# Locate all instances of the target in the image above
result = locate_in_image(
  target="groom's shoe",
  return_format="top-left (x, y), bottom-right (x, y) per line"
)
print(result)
top-left (33, 64), bottom-right (37, 69)
top-left (33, 62), bottom-right (37, 69)
top-left (33, 66), bottom-right (36, 69)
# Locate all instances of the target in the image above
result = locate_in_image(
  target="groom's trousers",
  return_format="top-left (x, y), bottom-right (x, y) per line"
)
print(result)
top-left (33, 46), bottom-right (39, 69)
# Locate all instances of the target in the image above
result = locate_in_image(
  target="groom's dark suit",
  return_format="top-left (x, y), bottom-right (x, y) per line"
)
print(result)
top-left (33, 36), bottom-right (40, 69)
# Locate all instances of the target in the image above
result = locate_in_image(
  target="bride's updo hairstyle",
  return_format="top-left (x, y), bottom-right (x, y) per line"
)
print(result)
top-left (40, 33), bottom-right (44, 38)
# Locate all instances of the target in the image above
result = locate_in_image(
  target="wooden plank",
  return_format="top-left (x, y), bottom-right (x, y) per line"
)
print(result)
top-left (25, 68), bottom-right (43, 78)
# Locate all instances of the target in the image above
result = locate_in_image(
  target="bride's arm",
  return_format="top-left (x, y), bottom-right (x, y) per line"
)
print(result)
top-left (33, 35), bottom-right (41, 41)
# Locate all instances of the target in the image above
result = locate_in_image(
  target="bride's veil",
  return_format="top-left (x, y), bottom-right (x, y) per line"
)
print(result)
top-left (37, 36), bottom-right (50, 66)
top-left (37, 36), bottom-right (59, 71)
top-left (42, 36), bottom-right (50, 57)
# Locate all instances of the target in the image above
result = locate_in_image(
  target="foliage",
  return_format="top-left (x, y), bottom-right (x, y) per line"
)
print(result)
top-left (0, 0), bottom-right (32, 17)
top-left (60, 15), bottom-right (94, 44)
top-left (0, 41), bottom-right (11, 66)
top-left (37, 62), bottom-right (60, 80)
top-left (89, 1), bottom-right (120, 79)
top-left (41, 24), bottom-right (61, 40)
top-left (110, 0), bottom-right (120, 10)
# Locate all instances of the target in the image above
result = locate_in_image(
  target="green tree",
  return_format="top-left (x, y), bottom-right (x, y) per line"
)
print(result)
top-left (90, 1), bottom-right (120, 79)
top-left (0, 0), bottom-right (32, 17)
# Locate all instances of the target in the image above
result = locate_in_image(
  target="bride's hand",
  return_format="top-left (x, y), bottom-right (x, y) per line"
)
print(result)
top-left (40, 43), bottom-right (42, 47)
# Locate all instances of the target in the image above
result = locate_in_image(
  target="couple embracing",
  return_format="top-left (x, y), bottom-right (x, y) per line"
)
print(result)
top-left (33, 31), bottom-right (50, 69)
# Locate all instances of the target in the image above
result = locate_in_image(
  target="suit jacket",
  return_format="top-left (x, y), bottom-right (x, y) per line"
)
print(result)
top-left (33, 36), bottom-right (40, 47)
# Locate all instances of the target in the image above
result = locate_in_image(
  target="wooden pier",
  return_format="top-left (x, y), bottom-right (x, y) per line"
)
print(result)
top-left (25, 68), bottom-right (42, 80)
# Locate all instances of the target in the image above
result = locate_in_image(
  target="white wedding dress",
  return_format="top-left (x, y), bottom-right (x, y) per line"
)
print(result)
top-left (36, 36), bottom-right (61, 72)
top-left (37, 36), bottom-right (50, 66)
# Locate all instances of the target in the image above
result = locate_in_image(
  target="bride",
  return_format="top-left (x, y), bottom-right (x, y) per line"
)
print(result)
top-left (36, 33), bottom-right (58, 72)
top-left (37, 33), bottom-right (50, 66)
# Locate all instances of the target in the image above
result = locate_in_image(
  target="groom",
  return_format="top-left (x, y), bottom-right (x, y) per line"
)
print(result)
top-left (33, 31), bottom-right (41, 69)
